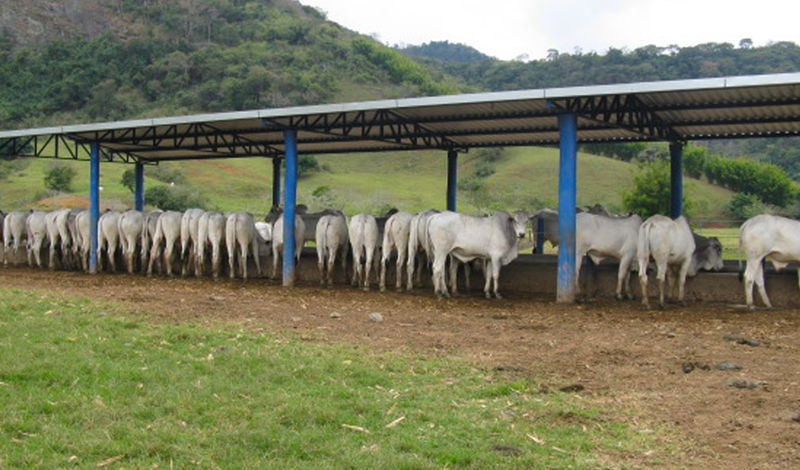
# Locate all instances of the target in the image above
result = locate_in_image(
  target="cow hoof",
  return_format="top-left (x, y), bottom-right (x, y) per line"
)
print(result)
top-left (640, 304), bottom-right (651, 311)
top-left (362, 286), bottom-right (370, 292)
top-left (495, 293), bottom-right (503, 300)
top-left (380, 286), bottom-right (386, 293)
top-left (396, 287), bottom-right (403, 293)
top-left (615, 294), bottom-right (625, 301)
top-left (485, 292), bottom-right (491, 299)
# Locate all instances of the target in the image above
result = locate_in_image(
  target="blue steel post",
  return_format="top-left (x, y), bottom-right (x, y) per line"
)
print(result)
top-left (89, 143), bottom-right (101, 274)
top-left (272, 157), bottom-right (282, 209)
top-left (557, 114), bottom-right (578, 303)
top-left (282, 131), bottom-right (298, 287)
top-left (670, 142), bottom-right (684, 219)
top-left (134, 162), bottom-right (145, 211)
top-left (446, 149), bottom-right (458, 211)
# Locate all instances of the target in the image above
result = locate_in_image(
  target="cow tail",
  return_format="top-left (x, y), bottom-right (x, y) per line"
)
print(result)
top-left (318, 217), bottom-right (329, 258)
top-left (382, 216), bottom-right (394, 256)
top-left (637, 220), bottom-right (652, 274)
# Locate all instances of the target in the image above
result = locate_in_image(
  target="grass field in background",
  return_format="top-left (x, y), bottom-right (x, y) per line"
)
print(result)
top-left (0, 289), bottom-right (659, 469)
top-left (0, 147), bottom-right (736, 220)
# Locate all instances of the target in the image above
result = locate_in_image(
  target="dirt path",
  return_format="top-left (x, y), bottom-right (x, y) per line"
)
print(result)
top-left (2, 268), bottom-right (799, 469)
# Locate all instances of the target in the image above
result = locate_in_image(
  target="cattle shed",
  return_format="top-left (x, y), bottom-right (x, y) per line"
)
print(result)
top-left (2, 72), bottom-right (800, 302)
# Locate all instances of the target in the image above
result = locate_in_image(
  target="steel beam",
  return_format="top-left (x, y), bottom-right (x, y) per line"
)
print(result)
top-left (134, 162), bottom-right (145, 211)
top-left (282, 131), bottom-right (298, 287)
top-left (272, 157), bottom-right (282, 209)
top-left (446, 149), bottom-right (458, 212)
top-left (670, 142), bottom-right (684, 219)
top-left (89, 143), bottom-right (101, 274)
top-left (557, 114), bottom-right (578, 303)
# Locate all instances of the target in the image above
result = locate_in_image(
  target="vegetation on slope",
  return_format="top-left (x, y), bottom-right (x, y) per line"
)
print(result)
top-left (0, 0), bottom-right (466, 128)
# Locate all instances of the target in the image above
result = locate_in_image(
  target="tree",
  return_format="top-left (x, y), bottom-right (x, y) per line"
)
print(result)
top-left (43, 164), bottom-right (78, 192)
top-left (622, 160), bottom-right (693, 218)
top-left (121, 168), bottom-right (136, 193)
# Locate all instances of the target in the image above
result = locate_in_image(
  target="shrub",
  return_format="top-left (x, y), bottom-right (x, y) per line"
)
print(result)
top-left (683, 146), bottom-right (708, 179)
top-left (727, 193), bottom-right (766, 220)
top-left (145, 185), bottom-right (207, 211)
top-left (622, 160), bottom-right (693, 218)
top-left (474, 161), bottom-right (495, 178)
top-left (43, 163), bottom-right (78, 192)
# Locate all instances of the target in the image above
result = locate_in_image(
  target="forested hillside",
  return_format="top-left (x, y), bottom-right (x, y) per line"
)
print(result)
top-left (0, 0), bottom-right (467, 129)
top-left (402, 40), bottom-right (800, 176)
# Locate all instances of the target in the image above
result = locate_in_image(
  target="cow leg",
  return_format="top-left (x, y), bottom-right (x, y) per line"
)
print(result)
top-left (394, 250), bottom-right (405, 292)
top-left (447, 256), bottom-right (459, 296)
top-left (164, 240), bottom-right (175, 277)
top-left (490, 257), bottom-right (503, 299)
top-left (639, 266), bottom-right (650, 310)
top-left (616, 254), bottom-right (634, 300)
top-left (240, 242), bottom-right (249, 280)
top-left (48, 234), bottom-right (59, 271)
top-left (351, 246), bottom-right (362, 287)
top-left (229, 241), bottom-right (238, 280)
top-left (464, 261), bottom-right (472, 292)
top-left (484, 259), bottom-right (493, 299)
top-left (326, 247), bottom-right (337, 287)
top-left (147, 238), bottom-right (160, 277)
top-left (406, 248), bottom-right (416, 291)
top-left (656, 261), bottom-right (668, 309)
top-left (363, 246), bottom-right (375, 292)
top-left (676, 261), bottom-right (691, 306)
top-left (755, 259), bottom-right (772, 309)
top-left (432, 254), bottom-right (449, 299)
top-left (317, 244), bottom-right (326, 285)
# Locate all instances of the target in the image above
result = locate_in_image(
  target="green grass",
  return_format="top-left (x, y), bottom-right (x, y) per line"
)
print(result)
top-left (0, 289), bottom-right (660, 469)
top-left (0, 147), bottom-right (736, 220)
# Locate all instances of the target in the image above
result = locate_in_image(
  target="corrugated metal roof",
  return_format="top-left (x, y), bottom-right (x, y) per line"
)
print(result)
top-left (2, 72), bottom-right (800, 163)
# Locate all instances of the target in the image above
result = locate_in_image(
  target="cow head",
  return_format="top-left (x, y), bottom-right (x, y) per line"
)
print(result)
top-left (511, 211), bottom-right (529, 239)
top-left (692, 233), bottom-right (724, 272)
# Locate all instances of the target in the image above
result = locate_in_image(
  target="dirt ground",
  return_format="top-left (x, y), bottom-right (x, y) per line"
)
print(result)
top-left (2, 268), bottom-right (799, 470)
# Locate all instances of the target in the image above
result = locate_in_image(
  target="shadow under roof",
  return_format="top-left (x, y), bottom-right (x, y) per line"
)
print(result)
top-left (2, 72), bottom-right (800, 164)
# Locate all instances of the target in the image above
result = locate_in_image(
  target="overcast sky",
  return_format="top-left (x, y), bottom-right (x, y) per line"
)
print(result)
top-left (300, 0), bottom-right (800, 61)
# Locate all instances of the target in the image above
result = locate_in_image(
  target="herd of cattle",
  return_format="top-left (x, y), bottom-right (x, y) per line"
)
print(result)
top-left (0, 205), bottom-right (797, 309)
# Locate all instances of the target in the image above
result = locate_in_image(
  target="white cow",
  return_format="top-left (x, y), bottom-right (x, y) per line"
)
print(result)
top-left (406, 209), bottom-right (439, 290)
top-left (226, 212), bottom-right (262, 280)
top-left (637, 215), bottom-right (725, 309)
top-left (380, 211), bottom-right (414, 292)
top-left (3, 211), bottom-right (28, 267)
top-left (349, 213), bottom-right (380, 291)
top-left (148, 211), bottom-right (183, 277)
top-left (740, 214), bottom-right (800, 309)
top-left (180, 208), bottom-right (205, 276)
top-left (26, 211), bottom-right (49, 269)
top-left (428, 211), bottom-right (528, 299)
top-left (576, 212), bottom-right (643, 300)
top-left (118, 210), bottom-right (144, 274)
top-left (196, 211), bottom-right (226, 279)
top-left (64, 209), bottom-right (84, 270)
top-left (97, 211), bottom-right (122, 273)
top-left (75, 210), bottom-right (91, 272)
top-left (45, 209), bottom-right (71, 270)
top-left (271, 213), bottom-right (305, 280)
top-left (315, 211), bottom-right (349, 286)
top-left (141, 210), bottom-right (162, 274)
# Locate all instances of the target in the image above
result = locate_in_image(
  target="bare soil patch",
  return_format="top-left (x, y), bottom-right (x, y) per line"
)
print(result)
top-left (2, 268), bottom-right (799, 469)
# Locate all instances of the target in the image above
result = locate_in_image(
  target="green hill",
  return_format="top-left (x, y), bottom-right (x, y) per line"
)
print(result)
top-left (0, 147), bottom-right (735, 220)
